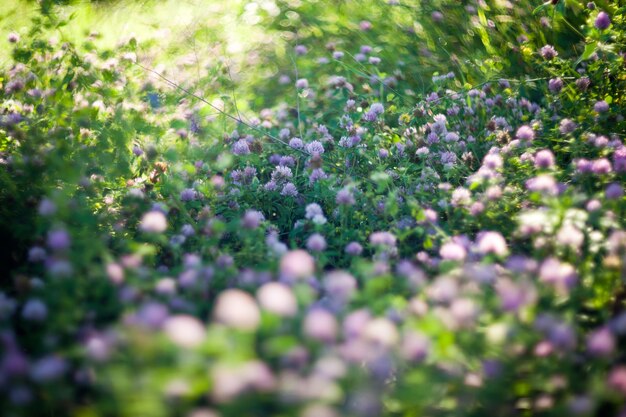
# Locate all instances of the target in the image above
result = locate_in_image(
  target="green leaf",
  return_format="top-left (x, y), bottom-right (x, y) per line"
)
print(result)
top-left (532, 2), bottom-right (551, 16)
top-left (555, 1), bottom-right (565, 15)
top-left (469, 180), bottom-right (481, 191)
top-left (576, 43), bottom-right (597, 65)
top-left (477, 8), bottom-right (488, 26)
top-left (61, 70), bottom-right (75, 87)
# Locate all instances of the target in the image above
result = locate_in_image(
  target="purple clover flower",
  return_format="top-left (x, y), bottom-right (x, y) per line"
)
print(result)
top-left (606, 183), bottom-right (623, 200)
top-left (289, 137), bottom-right (304, 149)
top-left (22, 299), bottom-right (47, 321)
top-left (47, 229), bottom-right (70, 251)
top-left (595, 11), bottom-right (611, 30)
top-left (559, 118), bottom-right (577, 135)
top-left (576, 77), bottom-right (590, 91)
top-left (281, 182), bottom-right (298, 197)
top-left (307, 233), bottom-right (327, 252)
top-left (548, 78), bottom-right (563, 93)
top-left (271, 166), bottom-right (293, 184)
top-left (242, 210), bottom-right (265, 229)
top-left (306, 141), bottom-right (325, 155)
top-left (336, 188), bottom-right (356, 206)
top-left (232, 139), bottom-right (251, 155)
top-left (309, 168), bottom-right (327, 184)
top-left (594, 100), bottom-right (609, 113)
top-left (369, 231), bottom-right (397, 247)
top-left (345, 242), bottom-right (363, 256)
top-left (180, 188), bottom-right (197, 202)
top-left (534, 150), bottom-right (555, 169)
top-left (516, 125), bottom-right (535, 141)
top-left (540, 45), bottom-right (558, 60)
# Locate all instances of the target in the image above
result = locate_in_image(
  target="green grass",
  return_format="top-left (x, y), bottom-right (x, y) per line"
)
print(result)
top-left (1, 1), bottom-right (268, 67)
